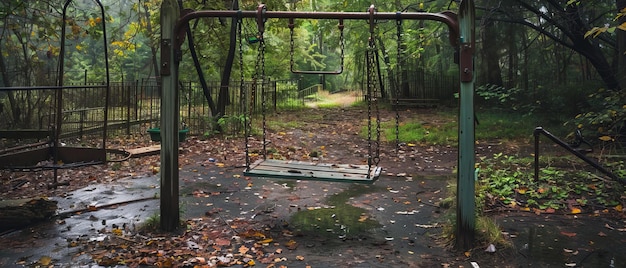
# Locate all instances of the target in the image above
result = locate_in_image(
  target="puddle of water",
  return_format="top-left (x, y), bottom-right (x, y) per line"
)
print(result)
top-left (290, 184), bottom-right (382, 238)
top-left (506, 220), bottom-right (625, 267)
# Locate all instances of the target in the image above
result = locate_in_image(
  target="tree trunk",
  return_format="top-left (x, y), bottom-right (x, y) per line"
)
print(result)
top-left (480, 19), bottom-right (503, 86)
top-left (616, 0), bottom-right (626, 89)
top-left (143, 2), bottom-right (160, 77)
top-left (506, 23), bottom-right (517, 89)
top-left (185, 23), bottom-right (217, 116)
top-left (0, 198), bottom-right (58, 232)
top-left (216, 0), bottom-right (239, 117)
top-left (563, 3), bottom-right (619, 90)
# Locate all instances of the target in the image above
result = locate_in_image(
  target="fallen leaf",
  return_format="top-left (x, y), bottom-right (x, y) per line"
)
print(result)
top-left (538, 188), bottom-right (546, 194)
top-left (599, 135), bottom-right (613, 141)
top-left (215, 238), bottom-right (231, 246)
top-left (259, 238), bottom-right (273, 244)
top-left (285, 240), bottom-right (298, 250)
top-left (570, 207), bottom-right (582, 214)
top-left (38, 256), bottom-right (52, 266)
top-left (560, 231), bottom-right (577, 237)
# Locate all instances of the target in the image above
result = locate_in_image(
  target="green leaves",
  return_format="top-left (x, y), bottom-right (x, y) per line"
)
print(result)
top-left (568, 88), bottom-right (626, 142)
top-left (476, 154), bottom-right (625, 213)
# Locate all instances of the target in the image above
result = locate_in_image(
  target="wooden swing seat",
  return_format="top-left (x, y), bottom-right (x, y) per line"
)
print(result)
top-left (244, 159), bottom-right (381, 184)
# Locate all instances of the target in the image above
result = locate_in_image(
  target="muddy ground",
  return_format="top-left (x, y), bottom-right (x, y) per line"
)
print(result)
top-left (1, 107), bottom-right (625, 267)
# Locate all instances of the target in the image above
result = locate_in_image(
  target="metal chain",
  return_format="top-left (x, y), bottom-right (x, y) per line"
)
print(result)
top-left (367, 47), bottom-right (373, 169)
top-left (395, 16), bottom-right (402, 154)
top-left (366, 29), bottom-right (382, 172)
top-left (374, 52), bottom-right (380, 166)
top-left (338, 19), bottom-right (345, 71)
top-left (260, 34), bottom-right (267, 160)
top-left (238, 15), bottom-right (251, 170)
top-left (289, 19), bottom-right (295, 73)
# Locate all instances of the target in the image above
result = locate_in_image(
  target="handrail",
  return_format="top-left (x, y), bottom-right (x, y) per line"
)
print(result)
top-left (534, 127), bottom-right (625, 185)
top-left (298, 84), bottom-right (321, 99)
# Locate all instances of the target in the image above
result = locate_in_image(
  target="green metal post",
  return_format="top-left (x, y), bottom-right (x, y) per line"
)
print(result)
top-left (456, 0), bottom-right (476, 251)
top-left (159, 0), bottom-right (180, 232)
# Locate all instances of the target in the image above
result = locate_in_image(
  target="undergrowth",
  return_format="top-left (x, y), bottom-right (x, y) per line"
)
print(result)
top-left (477, 153), bottom-right (625, 213)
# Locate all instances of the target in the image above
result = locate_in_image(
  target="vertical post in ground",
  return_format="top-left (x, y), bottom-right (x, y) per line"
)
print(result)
top-left (456, 0), bottom-right (476, 251)
top-left (159, 0), bottom-right (180, 232)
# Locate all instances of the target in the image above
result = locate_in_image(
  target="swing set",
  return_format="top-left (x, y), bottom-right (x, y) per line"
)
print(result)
top-left (161, 2), bottom-right (476, 247)
top-left (240, 6), bottom-right (385, 183)
top-left (168, 4), bottom-right (462, 184)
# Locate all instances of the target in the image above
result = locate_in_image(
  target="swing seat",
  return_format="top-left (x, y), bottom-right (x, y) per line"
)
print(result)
top-left (244, 159), bottom-right (381, 184)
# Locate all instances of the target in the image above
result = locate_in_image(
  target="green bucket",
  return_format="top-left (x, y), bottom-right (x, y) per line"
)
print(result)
top-left (147, 128), bottom-right (189, 142)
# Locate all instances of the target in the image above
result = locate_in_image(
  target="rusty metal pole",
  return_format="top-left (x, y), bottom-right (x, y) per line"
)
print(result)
top-left (159, 0), bottom-right (180, 232)
top-left (456, 0), bottom-right (476, 251)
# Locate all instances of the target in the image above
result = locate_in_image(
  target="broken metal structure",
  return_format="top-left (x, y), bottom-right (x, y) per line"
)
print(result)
top-left (0, 0), bottom-right (111, 188)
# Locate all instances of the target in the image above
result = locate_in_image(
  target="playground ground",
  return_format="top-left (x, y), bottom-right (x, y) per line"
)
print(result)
top-left (1, 107), bottom-right (625, 267)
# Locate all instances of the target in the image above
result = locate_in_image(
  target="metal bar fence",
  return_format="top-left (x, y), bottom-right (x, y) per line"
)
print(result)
top-left (0, 77), bottom-right (301, 147)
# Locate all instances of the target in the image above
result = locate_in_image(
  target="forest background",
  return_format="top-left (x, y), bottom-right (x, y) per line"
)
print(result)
top-left (2, 0), bottom-right (626, 139)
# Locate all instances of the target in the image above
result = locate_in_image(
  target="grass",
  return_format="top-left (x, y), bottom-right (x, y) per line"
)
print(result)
top-left (440, 180), bottom-right (513, 250)
top-left (377, 109), bottom-right (550, 146)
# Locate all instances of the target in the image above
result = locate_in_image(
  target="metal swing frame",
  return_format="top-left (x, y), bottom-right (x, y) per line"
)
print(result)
top-left (238, 6), bottom-right (380, 183)
top-left (0, 0), bottom-right (112, 188)
top-left (169, 4), bottom-right (461, 184)
top-left (162, 1), bottom-right (475, 244)
top-left (288, 18), bottom-right (345, 75)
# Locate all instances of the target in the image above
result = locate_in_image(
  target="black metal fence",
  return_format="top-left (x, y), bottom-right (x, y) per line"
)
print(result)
top-left (0, 77), bottom-right (303, 150)
top-left (1, 69), bottom-right (455, 149)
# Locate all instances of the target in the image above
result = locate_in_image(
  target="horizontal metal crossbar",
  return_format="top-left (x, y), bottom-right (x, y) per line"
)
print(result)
top-left (174, 9), bottom-right (459, 49)
top-left (0, 85), bottom-right (108, 91)
top-left (243, 159), bottom-right (381, 184)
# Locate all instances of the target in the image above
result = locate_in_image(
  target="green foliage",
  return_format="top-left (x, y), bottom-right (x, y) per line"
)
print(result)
top-left (568, 88), bottom-right (626, 140)
top-left (379, 109), bottom-right (539, 146)
top-left (217, 114), bottom-right (248, 136)
top-left (474, 84), bottom-right (541, 115)
top-left (476, 153), bottom-right (625, 212)
top-left (474, 111), bottom-right (538, 140)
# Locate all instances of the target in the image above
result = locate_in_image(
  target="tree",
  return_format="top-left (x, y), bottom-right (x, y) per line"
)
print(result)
top-left (0, 0), bottom-right (61, 127)
top-left (486, 0), bottom-right (621, 90)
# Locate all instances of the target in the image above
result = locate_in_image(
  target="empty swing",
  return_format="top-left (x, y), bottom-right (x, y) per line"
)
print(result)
top-left (240, 9), bottom-right (382, 183)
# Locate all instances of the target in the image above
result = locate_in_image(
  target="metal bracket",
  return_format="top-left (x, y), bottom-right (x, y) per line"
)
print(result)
top-left (459, 44), bottom-right (473, 82)
top-left (161, 39), bottom-right (171, 76)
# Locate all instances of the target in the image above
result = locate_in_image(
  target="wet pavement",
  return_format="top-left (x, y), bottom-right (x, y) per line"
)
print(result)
top-left (1, 161), bottom-right (625, 267)
top-left (495, 212), bottom-right (626, 267)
